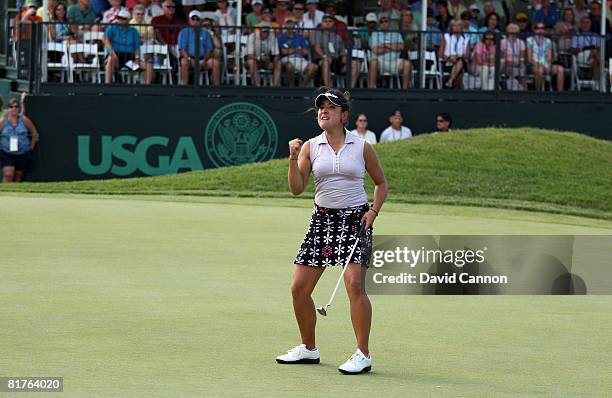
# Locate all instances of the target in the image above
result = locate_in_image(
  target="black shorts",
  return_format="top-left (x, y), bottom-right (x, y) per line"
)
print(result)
top-left (0, 150), bottom-right (32, 172)
top-left (294, 203), bottom-right (373, 267)
top-left (107, 51), bottom-right (136, 67)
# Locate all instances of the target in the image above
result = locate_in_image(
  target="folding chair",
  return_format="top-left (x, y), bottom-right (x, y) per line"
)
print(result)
top-left (68, 43), bottom-right (101, 83)
top-left (47, 42), bottom-right (72, 82)
top-left (409, 50), bottom-right (442, 89)
top-left (572, 52), bottom-right (597, 91)
top-left (141, 43), bottom-right (173, 84)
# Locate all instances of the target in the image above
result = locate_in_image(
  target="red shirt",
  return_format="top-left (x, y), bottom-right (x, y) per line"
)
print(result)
top-left (14, 10), bottom-right (43, 41)
top-left (333, 19), bottom-right (349, 42)
top-left (151, 15), bottom-right (185, 45)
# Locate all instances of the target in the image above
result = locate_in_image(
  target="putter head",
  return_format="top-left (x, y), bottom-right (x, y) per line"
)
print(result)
top-left (316, 306), bottom-right (327, 316)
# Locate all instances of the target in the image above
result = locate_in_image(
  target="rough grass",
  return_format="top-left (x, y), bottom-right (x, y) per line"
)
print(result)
top-left (2, 128), bottom-right (611, 219)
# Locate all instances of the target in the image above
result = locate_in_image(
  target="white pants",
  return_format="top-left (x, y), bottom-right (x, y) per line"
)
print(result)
top-left (480, 65), bottom-right (495, 91)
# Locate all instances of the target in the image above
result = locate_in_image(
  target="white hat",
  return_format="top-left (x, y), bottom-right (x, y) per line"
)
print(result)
top-left (118, 8), bottom-right (131, 19)
top-left (469, 4), bottom-right (481, 11)
top-left (200, 11), bottom-right (218, 21)
top-left (189, 10), bottom-right (201, 19)
top-left (365, 12), bottom-right (377, 22)
top-left (252, 0), bottom-right (264, 4)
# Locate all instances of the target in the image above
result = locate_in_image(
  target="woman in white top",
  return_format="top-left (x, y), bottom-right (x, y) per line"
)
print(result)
top-left (277, 89), bottom-right (387, 375)
top-left (349, 113), bottom-right (377, 145)
top-left (439, 20), bottom-right (470, 88)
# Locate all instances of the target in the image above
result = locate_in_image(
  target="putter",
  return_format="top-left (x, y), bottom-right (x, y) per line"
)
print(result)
top-left (317, 222), bottom-right (367, 317)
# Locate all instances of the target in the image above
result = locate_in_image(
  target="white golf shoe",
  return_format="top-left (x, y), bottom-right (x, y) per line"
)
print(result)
top-left (276, 344), bottom-right (320, 364)
top-left (338, 349), bottom-right (372, 375)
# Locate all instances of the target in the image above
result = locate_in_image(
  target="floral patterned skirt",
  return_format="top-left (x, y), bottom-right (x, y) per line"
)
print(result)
top-left (294, 203), bottom-right (373, 267)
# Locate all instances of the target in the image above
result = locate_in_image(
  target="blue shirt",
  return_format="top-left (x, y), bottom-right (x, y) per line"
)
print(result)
top-left (105, 24), bottom-right (141, 54)
top-left (1, 116), bottom-right (30, 154)
top-left (533, 7), bottom-right (560, 28)
top-left (90, 0), bottom-right (110, 17)
top-left (178, 27), bottom-right (213, 59)
top-left (277, 33), bottom-right (309, 53)
top-left (571, 33), bottom-right (601, 50)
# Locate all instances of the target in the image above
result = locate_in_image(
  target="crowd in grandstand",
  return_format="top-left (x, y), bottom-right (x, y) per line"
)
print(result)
top-left (11, 0), bottom-right (612, 90)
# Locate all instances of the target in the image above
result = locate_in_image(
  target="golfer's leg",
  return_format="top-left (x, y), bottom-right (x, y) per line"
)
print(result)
top-left (343, 263), bottom-right (371, 356)
top-left (291, 264), bottom-right (325, 349)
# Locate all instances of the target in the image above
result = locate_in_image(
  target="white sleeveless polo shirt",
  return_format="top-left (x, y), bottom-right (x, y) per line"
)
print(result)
top-left (308, 131), bottom-right (368, 209)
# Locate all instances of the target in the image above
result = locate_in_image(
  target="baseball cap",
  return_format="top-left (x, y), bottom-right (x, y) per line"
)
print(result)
top-left (315, 91), bottom-right (349, 111)
top-left (469, 4), bottom-right (480, 11)
top-left (365, 12), bottom-right (377, 22)
top-left (378, 12), bottom-right (390, 21)
top-left (515, 11), bottom-right (528, 21)
top-left (257, 21), bottom-right (272, 31)
top-left (252, 0), bottom-right (263, 4)
top-left (284, 15), bottom-right (297, 23)
top-left (118, 9), bottom-right (131, 19)
top-left (25, 0), bottom-right (38, 7)
top-left (306, 0), bottom-right (318, 4)
top-left (189, 10), bottom-right (201, 19)
top-left (322, 14), bottom-right (335, 20)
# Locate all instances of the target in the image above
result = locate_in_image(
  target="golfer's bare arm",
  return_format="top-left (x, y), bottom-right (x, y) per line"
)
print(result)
top-left (288, 140), bottom-right (311, 195)
top-left (364, 143), bottom-right (387, 212)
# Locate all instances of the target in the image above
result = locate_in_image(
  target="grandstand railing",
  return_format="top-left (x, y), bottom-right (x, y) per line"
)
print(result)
top-left (7, 20), bottom-right (612, 95)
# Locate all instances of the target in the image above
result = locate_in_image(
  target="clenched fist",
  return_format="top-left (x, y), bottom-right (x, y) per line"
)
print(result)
top-left (288, 139), bottom-right (303, 159)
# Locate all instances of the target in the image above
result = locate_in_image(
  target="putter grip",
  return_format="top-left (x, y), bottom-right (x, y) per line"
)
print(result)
top-left (357, 222), bottom-right (367, 238)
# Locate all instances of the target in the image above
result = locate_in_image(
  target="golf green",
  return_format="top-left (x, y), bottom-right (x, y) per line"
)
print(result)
top-left (1, 194), bottom-right (610, 397)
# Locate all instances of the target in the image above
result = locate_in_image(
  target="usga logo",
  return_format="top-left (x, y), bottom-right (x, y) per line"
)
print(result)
top-left (77, 103), bottom-right (279, 176)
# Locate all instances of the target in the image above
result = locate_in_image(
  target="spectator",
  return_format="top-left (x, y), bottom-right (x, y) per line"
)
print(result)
top-left (368, 13), bottom-right (412, 90)
top-left (14, 0), bottom-right (43, 79)
top-left (311, 14), bottom-right (360, 88)
top-left (323, 3), bottom-right (349, 43)
top-left (571, 17), bottom-right (601, 85)
top-left (439, 20), bottom-right (469, 89)
top-left (215, 0), bottom-right (236, 31)
top-left (589, 1), bottom-right (611, 34)
top-left (527, 22), bottom-right (565, 91)
top-left (462, 10), bottom-right (480, 48)
top-left (246, 22), bottom-right (281, 86)
top-left (302, 0), bottom-right (324, 31)
top-left (130, 4), bottom-right (154, 43)
top-left (572, 0), bottom-right (588, 29)
top-left (37, 0), bottom-right (57, 20)
top-left (424, 9), bottom-right (442, 50)
top-left (479, 12), bottom-right (501, 35)
top-left (359, 13), bottom-right (378, 51)
top-left (179, 10), bottom-right (220, 85)
top-left (515, 11), bottom-right (531, 39)
top-left (102, 0), bottom-right (129, 24)
top-left (247, 0), bottom-right (264, 28)
top-left (50, 2), bottom-right (74, 43)
top-left (67, 0), bottom-right (98, 26)
top-left (500, 23), bottom-right (527, 90)
top-left (350, 114), bottom-right (377, 145)
top-left (533, 0), bottom-right (560, 29)
top-left (379, 0), bottom-right (402, 30)
top-left (472, 31), bottom-right (496, 90)
top-left (401, 10), bottom-right (418, 51)
top-left (260, 7), bottom-right (281, 31)
top-left (0, 98), bottom-right (38, 183)
top-left (292, 1), bottom-right (306, 29)
top-left (447, 0), bottom-right (466, 20)
top-left (152, 0), bottom-right (184, 56)
top-left (435, 112), bottom-right (452, 132)
top-left (103, 9), bottom-right (153, 84)
top-left (554, 8), bottom-right (577, 66)
top-left (278, 16), bottom-right (318, 86)
top-left (435, 0), bottom-right (452, 32)
top-left (468, 4), bottom-right (482, 27)
top-left (274, 0), bottom-right (292, 26)
top-left (380, 110), bottom-right (412, 143)
top-left (201, 12), bottom-right (223, 66)
top-left (410, 0), bottom-right (434, 29)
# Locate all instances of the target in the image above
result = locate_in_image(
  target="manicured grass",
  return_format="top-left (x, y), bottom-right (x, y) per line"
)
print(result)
top-left (2, 128), bottom-right (611, 219)
top-left (0, 195), bottom-right (611, 397)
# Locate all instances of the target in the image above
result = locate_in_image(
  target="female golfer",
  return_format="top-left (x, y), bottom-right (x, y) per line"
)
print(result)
top-left (276, 89), bottom-right (387, 374)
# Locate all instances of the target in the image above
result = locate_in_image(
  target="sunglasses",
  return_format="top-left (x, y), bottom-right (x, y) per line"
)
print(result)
top-left (357, 119), bottom-right (367, 122)
top-left (485, 37), bottom-right (494, 40)
top-left (8, 105), bottom-right (19, 108)
top-left (379, 19), bottom-right (389, 23)
top-left (164, 4), bottom-right (175, 8)
top-left (294, 7), bottom-right (304, 10)
top-left (191, 17), bottom-right (200, 20)
top-left (436, 119), bottom-right (446, 122)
